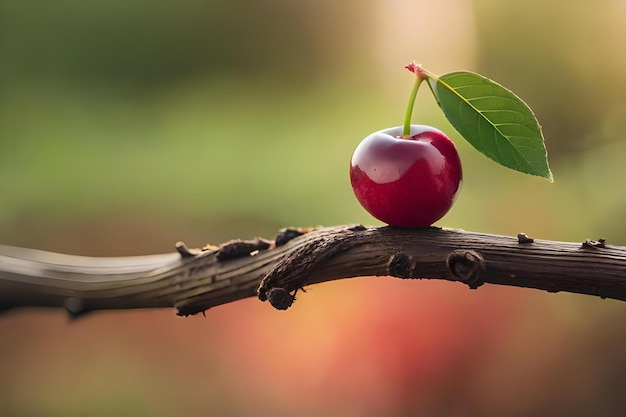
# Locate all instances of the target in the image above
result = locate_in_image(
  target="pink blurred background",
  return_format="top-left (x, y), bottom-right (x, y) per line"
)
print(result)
top-left (1, 1), bottom-right (625, 415)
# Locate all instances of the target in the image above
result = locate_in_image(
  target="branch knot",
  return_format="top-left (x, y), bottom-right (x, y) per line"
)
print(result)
top-left (446, 249), bottom-right (486, 289)
top-left (388, 252), bottom-right (412, 278)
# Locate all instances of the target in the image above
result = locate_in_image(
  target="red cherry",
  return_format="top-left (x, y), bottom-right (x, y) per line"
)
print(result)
top-left (350, 125), bottom-right (462, 227)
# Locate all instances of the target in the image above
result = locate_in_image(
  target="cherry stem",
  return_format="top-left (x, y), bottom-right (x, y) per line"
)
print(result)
top-left (402, 75), bottom-right (424, 137)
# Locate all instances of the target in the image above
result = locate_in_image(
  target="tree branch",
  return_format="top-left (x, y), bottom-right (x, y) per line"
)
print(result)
top-left (1, 225), bottom-right (624, 318)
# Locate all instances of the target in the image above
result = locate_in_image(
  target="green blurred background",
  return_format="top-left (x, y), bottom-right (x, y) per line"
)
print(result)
top-left (1, 1), bottom-right (625, 416)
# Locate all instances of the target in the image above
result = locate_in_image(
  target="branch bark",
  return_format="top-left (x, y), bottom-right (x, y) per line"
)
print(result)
top-left (1, 225), bottom-right (624, 318)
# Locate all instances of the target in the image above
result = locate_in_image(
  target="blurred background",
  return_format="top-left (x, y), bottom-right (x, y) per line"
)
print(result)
top-left (1, 0), bottom-right (625, 415)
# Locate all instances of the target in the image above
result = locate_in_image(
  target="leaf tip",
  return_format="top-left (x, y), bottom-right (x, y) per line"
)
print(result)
top-left (534, 165), bottom-right (553, 182)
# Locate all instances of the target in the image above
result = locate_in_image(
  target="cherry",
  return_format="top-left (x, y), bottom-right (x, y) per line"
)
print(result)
top-left (349, 63), bottom-right (462, 227)
top-left (350, 125), bottom-right (462, 227)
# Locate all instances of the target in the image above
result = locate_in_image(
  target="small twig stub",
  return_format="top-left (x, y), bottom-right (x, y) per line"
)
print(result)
top-left (274, 227), bottom-right (316, 246)
top-left (266, 287), bottom-right (297, 310)
top-left (582, 238), bottom-right (607, 249)
top-left (216, 238), bottom-right (273, 261)
top-left (517, 233), bottom-right (534, 244)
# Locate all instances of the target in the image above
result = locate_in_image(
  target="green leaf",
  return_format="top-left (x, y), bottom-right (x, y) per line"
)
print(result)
top-left (427, 71), bottom-right (553, 181)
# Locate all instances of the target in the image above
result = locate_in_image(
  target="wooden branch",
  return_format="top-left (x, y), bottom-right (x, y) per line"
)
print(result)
top-left (1, 225), bottom-right (624, 318)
